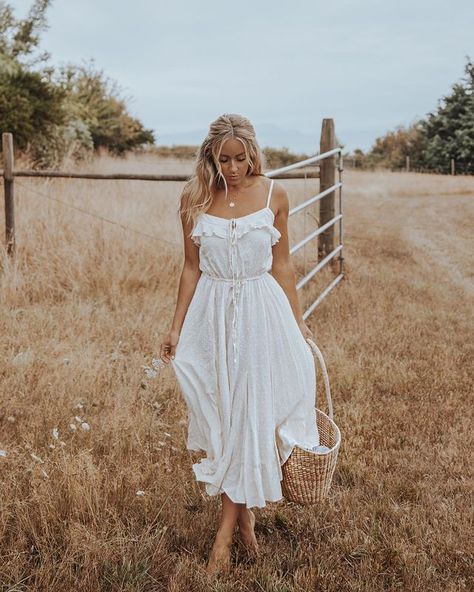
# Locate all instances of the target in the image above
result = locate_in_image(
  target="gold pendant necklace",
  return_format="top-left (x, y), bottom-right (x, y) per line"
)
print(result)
top-left (228, 180), bottom-right (248, 208)
top-left (228, 190), bottom-right (239, 208)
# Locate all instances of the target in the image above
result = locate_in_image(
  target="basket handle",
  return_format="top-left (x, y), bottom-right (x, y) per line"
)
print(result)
top-left (305, 337), bottom-right (334, 420)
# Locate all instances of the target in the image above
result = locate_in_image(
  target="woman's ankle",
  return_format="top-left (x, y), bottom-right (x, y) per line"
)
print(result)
top-left (215, 527), bottom-right (234, 546)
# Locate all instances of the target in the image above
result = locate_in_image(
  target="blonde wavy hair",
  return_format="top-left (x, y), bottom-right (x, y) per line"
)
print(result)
top-left (178, 113), bottom-right (267, 233)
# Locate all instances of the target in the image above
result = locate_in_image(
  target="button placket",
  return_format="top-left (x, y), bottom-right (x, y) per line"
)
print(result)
top-left (229, 219), bottom-right (241, 366)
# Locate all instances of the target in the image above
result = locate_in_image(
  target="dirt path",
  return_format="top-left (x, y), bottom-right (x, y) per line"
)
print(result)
top-left (401, 192), bottom-right (474, 298)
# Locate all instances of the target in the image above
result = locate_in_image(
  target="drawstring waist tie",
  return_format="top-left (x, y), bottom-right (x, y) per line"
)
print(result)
top-left (201, 271), bottom-right (269, 282)
top-left (201, 219), bottom-right (269, 366)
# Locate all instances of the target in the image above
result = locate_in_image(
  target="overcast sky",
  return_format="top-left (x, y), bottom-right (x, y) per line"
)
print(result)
top-left (12, 0), bottom-right (474, 153)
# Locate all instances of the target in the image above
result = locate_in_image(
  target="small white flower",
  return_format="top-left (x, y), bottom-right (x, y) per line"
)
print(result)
top-left (80, 422), bottom-right (90, 431)
top-left (7, 416), bottom-right (16, 423)
top-left (136, 490), bottom-right (145, 496)
top-left (30, 453), bottom-right (44, 463)
top-left (74, 403), bottom-right (84, 410)
top-left (152, 358), bottom-right (166, 370)
top-left (143, 365), bottom-right (158, 379)
top-left (12, 350), bottom-right (33, 366)
top-left (143, 358), bottom-right (167, 380)
top-left (69, 423), bottom-right (77, 431)
top-left (74, 416), bottom-right (82, 423)
top-left (52, 428), bottom-right (59, 440)
top-left (0, 450), bottom-right (7, 457)
top-left (48, 443), bottom-right (55, 449)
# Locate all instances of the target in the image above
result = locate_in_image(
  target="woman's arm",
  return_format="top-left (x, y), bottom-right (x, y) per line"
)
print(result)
top-left (271, 183), bottom-right (313, 339)
top-left (170, 205), bottom-right (201, 334)
top-left (160, 202), bottom-right (201, 363)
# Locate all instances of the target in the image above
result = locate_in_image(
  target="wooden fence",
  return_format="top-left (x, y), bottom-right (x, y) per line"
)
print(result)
top-left (1, 118), bottom-right (344, 318)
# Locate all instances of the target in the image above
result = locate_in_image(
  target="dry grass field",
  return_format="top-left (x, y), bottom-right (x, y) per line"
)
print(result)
top-left (1, 153), bottom-right (473, 591)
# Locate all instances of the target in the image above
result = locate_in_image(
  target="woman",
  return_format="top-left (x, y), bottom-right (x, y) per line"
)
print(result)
top-left (159, 113), bottom-right (320, 577)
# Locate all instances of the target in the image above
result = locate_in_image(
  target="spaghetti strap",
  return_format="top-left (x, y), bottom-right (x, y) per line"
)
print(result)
top-left (266, 179), bottom-right (275, 209)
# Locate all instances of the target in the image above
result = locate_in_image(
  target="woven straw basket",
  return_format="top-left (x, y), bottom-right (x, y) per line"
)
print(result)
top-left (281, 337), bottom-right (341, 504)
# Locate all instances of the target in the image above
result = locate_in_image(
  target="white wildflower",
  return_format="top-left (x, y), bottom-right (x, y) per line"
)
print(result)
top-left (74, 403), bottom-right (84, 410)
top-left (143, 366), bottom-right (157, 379)
top-left (0, 450), bottom-right (7, 458)
top-left (142, 357), bottom-right (167, 380)
top-left (7, 416), bottom-right (16, 423)
top-left (74, 416), bottom-right (82, 423)
top-left (152, 358), bottom-right (166, 370)
top-left (52, 428), bottom-right (59, 440)
top-left (69, 423), bottom-right (77, 431)
top-left (136, 490), bottom-right (145, 497)
top-left (30, 453), bottom-right (44, 463)
top-left (48, 444), bottom-right (55, 449)
top-left (12, 350), bottom-right (33, 366)
top-left (80, 422), bottom-right (90, 431)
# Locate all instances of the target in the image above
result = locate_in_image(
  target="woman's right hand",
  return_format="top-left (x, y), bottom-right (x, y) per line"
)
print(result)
top-left (159, 330), bottom-right (180, 364)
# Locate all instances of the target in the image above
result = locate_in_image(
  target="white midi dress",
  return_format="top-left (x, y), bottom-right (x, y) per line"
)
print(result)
top-left (170, 178), bottom-right (320, 508)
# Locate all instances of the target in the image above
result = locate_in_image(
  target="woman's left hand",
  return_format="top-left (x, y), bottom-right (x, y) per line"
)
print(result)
top-left (298, 319), bottom-right (314, 341)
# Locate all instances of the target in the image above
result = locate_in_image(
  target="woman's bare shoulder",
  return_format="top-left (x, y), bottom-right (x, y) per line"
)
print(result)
top-left (271, 179), bottom-right (289, 216)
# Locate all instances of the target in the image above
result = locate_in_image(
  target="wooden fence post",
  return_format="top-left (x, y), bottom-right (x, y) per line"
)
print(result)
top-left (406, 155), bottom-right (410, 172)
top-left (451, 158), bottom-right (455, 175)
top-left (2, 132), bottom-right (15, 256)
top-left (318, 119), bottom-right (335, 261)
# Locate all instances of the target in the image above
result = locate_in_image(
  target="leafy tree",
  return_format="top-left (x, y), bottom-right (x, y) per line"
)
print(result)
top-left (0, 67), bottom-right (66, 151)
top-left (0, 0), bottom-right (52, 73)
top-left (0, 1), bottom-right (154, 167)
top-left (420, 57), bottom-right (474, 174)
top-left (368, 121), bottom-right (427, 171)
top-left (54, 61), bottom-right (155, 156)
top-left (366, 56), bottom-right (474, 174)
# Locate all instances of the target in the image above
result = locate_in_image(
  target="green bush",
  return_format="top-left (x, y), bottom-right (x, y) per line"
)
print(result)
top-left (0, 1), bottom-right (154, 168)
top-left (365, 56), bottom-right (474, 174)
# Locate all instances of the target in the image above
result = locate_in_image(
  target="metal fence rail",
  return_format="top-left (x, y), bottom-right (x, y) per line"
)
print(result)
top-left (266, 143), bottom-right (344, 320)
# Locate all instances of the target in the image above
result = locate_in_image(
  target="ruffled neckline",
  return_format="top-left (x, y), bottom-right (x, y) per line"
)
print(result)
top-left (200, 206), bottom-right (274, 223)
top-left (191, 206), bottom-right (281, 246)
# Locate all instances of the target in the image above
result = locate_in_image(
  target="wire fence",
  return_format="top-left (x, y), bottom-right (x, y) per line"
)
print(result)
top-left (14, 179), bottom-right (178, 247)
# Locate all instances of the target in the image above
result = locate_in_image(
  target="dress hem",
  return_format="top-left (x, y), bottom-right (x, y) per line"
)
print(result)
top-left (186, 441), bottom-right (304, 509)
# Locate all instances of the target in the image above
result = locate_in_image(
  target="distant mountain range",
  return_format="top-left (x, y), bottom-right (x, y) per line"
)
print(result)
top-left (155, 123), bottom-right (376, 154)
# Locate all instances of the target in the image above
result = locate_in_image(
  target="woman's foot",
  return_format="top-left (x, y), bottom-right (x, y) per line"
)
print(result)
top-left (205, 530), bottom-right (232, 578)
top-left (237, 509), bottom-right (259, 556)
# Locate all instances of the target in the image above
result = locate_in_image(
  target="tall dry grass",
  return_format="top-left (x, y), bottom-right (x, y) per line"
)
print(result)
top-left (0, 154), bottom-right (473, 591)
